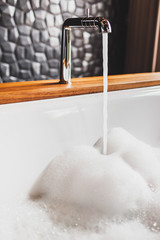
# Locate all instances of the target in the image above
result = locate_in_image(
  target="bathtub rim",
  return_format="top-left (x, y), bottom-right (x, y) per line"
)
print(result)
top-left (1, 72), bottom-right (160, 105)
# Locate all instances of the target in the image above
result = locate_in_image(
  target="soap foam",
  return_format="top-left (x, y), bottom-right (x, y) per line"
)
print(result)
top-left (2, 127), bottom-right (160, 239)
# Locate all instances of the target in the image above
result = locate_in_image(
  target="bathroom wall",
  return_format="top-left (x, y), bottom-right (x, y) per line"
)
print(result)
top-left (0, 0), bottom-right (128, 83)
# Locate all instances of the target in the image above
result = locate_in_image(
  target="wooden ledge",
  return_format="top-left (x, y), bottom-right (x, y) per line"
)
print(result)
top-left (1, 72), bottom-right (160, 104)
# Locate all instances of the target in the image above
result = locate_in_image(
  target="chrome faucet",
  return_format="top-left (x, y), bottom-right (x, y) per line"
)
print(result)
top-left (59, 15), bottom-right (111, 84)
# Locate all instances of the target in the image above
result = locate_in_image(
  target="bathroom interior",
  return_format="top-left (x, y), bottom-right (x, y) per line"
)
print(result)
top-left (1, 0), bottom-right (160, 239)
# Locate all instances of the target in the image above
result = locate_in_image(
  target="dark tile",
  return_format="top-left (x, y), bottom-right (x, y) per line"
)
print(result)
top-left (10, 62), bottom-right (19, 76)
top-left (9, 27), bottom-right (19, 42)
top-left (49, 4), bottom-right (61, 14)
top-left (34, 19), bottom-right (46, 30)
top-left (41, 62), bottom-right (49, 74)
top-left (2, 14), bottom-right (15, 28)
top-left (3, 53), bottom-right (16, 63)
top-left (48, 59), bottom-right (59, 68)
top-left (48, 27), bottom-right (60, 37)
top-left (25, 46), bottom-right (35, 60)
top-left (46, 12), bottom-right (54, 27)
top-left (0, 48), bottom-right (2, 60)
top-left (18, 25), bottom-right (31, 35)
top-left (32, 61), bottom-right (40, 75)
top-left (0, 63), bottom-right (10, 77)
top-left (14, 9), bottom-right (24, 25)
top-left (33, 43), bottom-right (46, 52)
top-left (35, 52), bottom-right (46, 62)
top-left (49, 37), bottom-right (59, 47)
top-left (20, 70), bottom-right (32, 79)
top-left (7, 0), bottom-right (17, 6)
top-left (0, 26), bottom-right (8, 41)
top-left (34, 9), bottom-right (46, 20)
top-left (84, 44), bottom-right (92, 53)
top-left (17, 0), bottom-right (31, 11)
top-left (78, 47), bottom-right (84, 59)
top-left (72, 59), bottom-right (82, 67)
top-left (74, 38), bottom-right (83, 47)
top-left (41, 30), bottom-right (49, 43)
top-left (16, 46), bottom-right (25, 59)
top-left (3, 76), bottom-right (17, 82)
top-left (50, 0), bottom-right (60, 3)
top-left (49, 68), bottom-right (58, 78)
top-left (19, 59), bottom-right (31, 69)
top-left (1, 5), bottom-right (15, 17)
top-left (45, 45), bottom-right (54, 59)
top-left (25, 10), bottom-right (35, 26)
top-left (41, 0), bottom-right (49, 10)
top-left (19, 35), bottom-right (31, 46)
top-left (30, 0), bottom-right (40, 9)
top-left (31, 29), bottom-right (40, 43)
top-left (1, 41), bottom-right (16, 52)
top-left (75, 0), bottom-right (85, 8)
top-left (54, 14), bottom-right (63, 26)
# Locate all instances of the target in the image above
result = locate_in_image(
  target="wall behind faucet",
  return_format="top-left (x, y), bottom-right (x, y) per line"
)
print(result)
top-left (0, 0), bottom-right (129, 83)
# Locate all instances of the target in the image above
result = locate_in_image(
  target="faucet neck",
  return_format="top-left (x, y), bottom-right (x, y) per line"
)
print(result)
top-left (60, 17), bottom-right (111, 83)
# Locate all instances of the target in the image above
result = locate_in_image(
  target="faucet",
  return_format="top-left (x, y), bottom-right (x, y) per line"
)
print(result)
top-left (59, 15), bottom-right (111, 84)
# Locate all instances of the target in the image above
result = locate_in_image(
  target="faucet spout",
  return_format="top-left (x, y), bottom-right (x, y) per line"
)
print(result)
top-left (60, 17), bottom-right (111, 83)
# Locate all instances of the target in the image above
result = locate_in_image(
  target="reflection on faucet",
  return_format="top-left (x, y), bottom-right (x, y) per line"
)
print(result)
top-left (60, 16), bottom-right (111, 84)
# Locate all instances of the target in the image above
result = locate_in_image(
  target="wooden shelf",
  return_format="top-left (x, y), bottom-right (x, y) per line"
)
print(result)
top-left (1, 72), bottom-right (160, 104)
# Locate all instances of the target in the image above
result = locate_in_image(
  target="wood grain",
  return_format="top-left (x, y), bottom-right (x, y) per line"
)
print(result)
top-left (1, 72), bottom-right (160, 104)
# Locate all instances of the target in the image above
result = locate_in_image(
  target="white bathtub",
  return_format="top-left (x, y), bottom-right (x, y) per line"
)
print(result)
top-left (0, 86), bottom-right (160, 203)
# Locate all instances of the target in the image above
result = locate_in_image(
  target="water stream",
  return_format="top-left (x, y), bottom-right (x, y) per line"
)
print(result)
top-left (102, 33), bottom-right (108, 155)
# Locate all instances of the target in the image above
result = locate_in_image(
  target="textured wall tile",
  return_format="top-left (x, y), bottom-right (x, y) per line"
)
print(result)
top-left (1, 5), bottom-right (15, 16)
top-left (48, 27), bottom-right (60, 37)
top-left (10, 62), bottom-right (19, 76)
top-left (46, 12), bottom-right (54, 27)
top-left (50, 4), bottom-right (61, 15)
top-left (25, 46), bottom-right (34, 60)
top-left (45, 45), bottom-right (54, 59)
top-left (35, 52), bottom-right (46, 62)
top-left (0, 63), bottom-right (10, 77)
top-left (48, 59), bottom-right (59, 68)
top-left (25, 10), bottom-right (35, 25)
top-left (15, 9), bottom-right (24, 24)
top-left (18, 0), bottom-right (31, 11)
top-left (41, 62), bottom-right (49, 74)
top-left (41, 0), bottom-right (49, 10)
top-left (2, 14), bottom-right (15, 28)
top-left (50, 68), bottom-right (58, 77)
top-left (7, 0), bottom-right (17, 6)
top-left (16, 46), bottom-right (25, 59)
top-left (18, 25), bottom-right (31, 35)
top-left (1, 41), bottom-right (16, 52)
top-left (32, 62), bottom-right (41, 75)
top-left (34, 19), bottom-right (46, 30)
top-left (33, 43), bottom-right (46, 52)
top-left (9, 27), bottom-right (19, 42)
top-left (19, 59), bottom-right (31, 69)
top-left (31, 29), bottom-right (40, 43)
top-left (19, 35), bottom-right (31, 45)
top-left (0, 48), bottom-right (2, 60)
top-left (41, 30), bottom-right (49, 42)
top-left (20, 69), bottom-right (32, 79)
top-left (34, 10), bottom-right (46, 20)
top-left (3, 53), bottom-right (16, 63)
top-left (0, 26), bottom-right (8, 41)
top-left (0, 0), bottom-right (128, 82)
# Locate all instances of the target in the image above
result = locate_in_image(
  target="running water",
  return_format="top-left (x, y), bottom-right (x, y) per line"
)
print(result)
top-left (102, 33), bottom-right (108, 155)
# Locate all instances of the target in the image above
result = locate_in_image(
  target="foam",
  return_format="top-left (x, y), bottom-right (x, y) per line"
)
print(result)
top-left (30, 145), bottom-right (152, 218)
top-left (2, 127), bottom-right (160, 239)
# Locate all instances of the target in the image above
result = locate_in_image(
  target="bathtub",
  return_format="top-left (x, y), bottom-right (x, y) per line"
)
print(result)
top-left (0, 86), bottom-right (160, 203)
